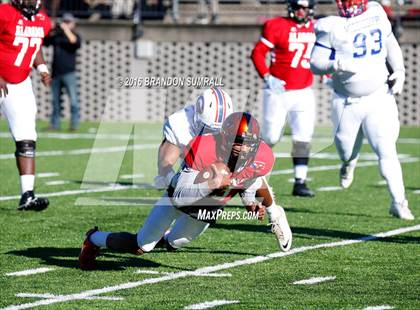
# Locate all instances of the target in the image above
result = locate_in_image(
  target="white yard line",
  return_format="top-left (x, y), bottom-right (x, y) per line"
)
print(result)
top-left (16, 293), bottom-right (123, 301)
top-left (5, 268), bottom-right (54, 277)
top-left (2, 224), bottom-right (419, 310)
top-left (36, 173), bottom-right (60, 178)
top-left (316, 186), bottom-right (342, 192)
top-left (0, 144), bottom-right (158, 160)
top-left (184, 300), bottom-right (240, 309)
top-left (270, 158), bottom-right (419, 175)
top-left (45, 181), bottom-right (69, 186)
top-left (274, 152), bottom-right (411, 160)
top-left (293, 276), bottom-right (336, 285)
top-left (135, 270), bottom-right (231, 277)
top-left (120, 174), bottom-right (145, 180)
top-left (0, 184), bottom-right (140, 202)
top-left (363, 306), bottom-right (394, 310)
top-left (413, 190), bottom-right (420, 195)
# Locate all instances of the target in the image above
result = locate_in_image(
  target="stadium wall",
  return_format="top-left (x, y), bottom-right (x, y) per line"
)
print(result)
top-left (29, 23), bottom-right (419, 126)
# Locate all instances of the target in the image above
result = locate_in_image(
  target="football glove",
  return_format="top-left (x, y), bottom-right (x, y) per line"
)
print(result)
top-left (388, 70), bottom-right (405, 95)
top-left (264, 74), bottom-right (286, 93)
top-left (154, 170), bottom-right (175, 189)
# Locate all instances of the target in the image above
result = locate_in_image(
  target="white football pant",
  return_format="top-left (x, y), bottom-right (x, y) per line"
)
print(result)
top-left (0, 77), bottom-right (37, 141)
top-left (332, 86), bottom-right (406, 203)
top-left (137, 195), bottom-right (209, 252)
top-left (262, 87), bottom-right (316, 145)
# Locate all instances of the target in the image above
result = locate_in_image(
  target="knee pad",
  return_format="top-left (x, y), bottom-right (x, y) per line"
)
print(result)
top-left (15, 140), bottom-right (36, 158)
top-left (291, 141), bottom-right (310, 165)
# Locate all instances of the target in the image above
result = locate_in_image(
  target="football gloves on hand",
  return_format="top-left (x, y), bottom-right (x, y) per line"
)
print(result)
top-left (388, 70), bottom-right (405, 95)
top-left (264, 74), bottom-right (286, 93)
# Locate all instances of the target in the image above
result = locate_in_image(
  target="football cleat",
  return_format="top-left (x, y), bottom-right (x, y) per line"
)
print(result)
top-left (269, 206), bottom-right (292, 252)
top-left (389, 200), bottom-right (414, 220)
top-left (18, 191), bottom-right (49, 211)
top-left (292, 180), bottom-right (315, 197)
top-left (79, 226), bottom-right (100, 270)
top-left (340, 163), bottom-right (356, 189)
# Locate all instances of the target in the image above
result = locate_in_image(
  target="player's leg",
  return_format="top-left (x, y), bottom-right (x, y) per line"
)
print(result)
top-left (2, 78), bottom-right (48, 211)
top-left (80, 196), bottom-right (180, 269)
top-left (287, 88), bottom-right (316, 197)
top-left (164, 214), bottom-right (209, 250)
top-left (331, 94), bottom-right (364, 188)
top-left (50, 76), bottom-right (61, 130)
top-left (62, 72), bottom-right (79, 130)
top-left (261, 88), bottom-right (288, 147)
top-left (362, 92), bottom-right (414, 220)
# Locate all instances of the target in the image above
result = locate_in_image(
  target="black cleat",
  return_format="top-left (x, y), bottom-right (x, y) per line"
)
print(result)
top-left (18, 191), bottom-right (49, 211)
top-left (292, 181), bottom-right (315, 198)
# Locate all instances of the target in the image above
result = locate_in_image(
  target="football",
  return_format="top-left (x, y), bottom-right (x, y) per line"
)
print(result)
top-left (194, 162), bottom-right (230, 184)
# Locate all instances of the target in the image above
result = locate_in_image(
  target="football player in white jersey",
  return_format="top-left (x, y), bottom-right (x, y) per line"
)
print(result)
top-left (154, 87), bottom-right (234, 189)
top-left (310, 0), bottom-right (414, 220)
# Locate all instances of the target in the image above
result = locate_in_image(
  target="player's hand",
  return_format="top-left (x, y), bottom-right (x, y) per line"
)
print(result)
top-left (264, 74), bottom-right (286, 93)
top-left (245, 202), bottom-right (266, 221)
top-left (0, 76), bottom-right (8, 97)
top-left (208, 164), bottom-right (231, 189)
top-left (333, 59), bottom-right (358, 74)
top-left (154, 171), bottom-right (175, 189)
top-left (388, 70), bottom-right (405, 95)
top-left (40, 72), bottom-right (52, 87)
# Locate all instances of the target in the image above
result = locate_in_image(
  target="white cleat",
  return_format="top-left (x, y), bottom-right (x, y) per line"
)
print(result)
top-left (340, 163), bottom-right (356, 189)
top-left (269, 206), bottom-right (292, 252)
top-left (389, 200), bottom-right (415, 220)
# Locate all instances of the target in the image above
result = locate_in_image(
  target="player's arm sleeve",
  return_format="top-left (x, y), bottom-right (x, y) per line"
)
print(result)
top-left (310, 20), bottom-right (336, 75)
top-left (163, 118), bottom-right (179, 146)
top-left (239, 177), bottom-right (263, 206)
top-left (171, 167), bottom-right (212, 206)
top-left (251, 22), bottom-right (274, 78)
top-left (385, 33), bottom-right (405, 73)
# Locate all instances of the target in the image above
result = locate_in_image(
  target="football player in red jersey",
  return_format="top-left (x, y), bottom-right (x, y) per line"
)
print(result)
top-left (0, 0), bottom-right (52, 211)
top-left (252, 0), bottom-right (316, 198)
top-left (79, 112), bottom-right (292, 270)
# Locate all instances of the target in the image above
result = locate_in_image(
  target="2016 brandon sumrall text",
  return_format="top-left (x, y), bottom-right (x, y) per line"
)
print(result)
top-left (119, 76), bottom-right (224, 88)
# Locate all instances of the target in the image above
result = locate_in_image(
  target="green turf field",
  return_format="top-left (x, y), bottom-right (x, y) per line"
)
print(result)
top-left (0, 121), bottom-right (419, 309)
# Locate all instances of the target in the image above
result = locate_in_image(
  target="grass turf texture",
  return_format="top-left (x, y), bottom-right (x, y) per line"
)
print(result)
top-left (0, 120), bottom-right (419, 309)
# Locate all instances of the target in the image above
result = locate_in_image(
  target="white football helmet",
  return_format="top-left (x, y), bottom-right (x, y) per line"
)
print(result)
top-left (193, 88), bottom-right (234, 133)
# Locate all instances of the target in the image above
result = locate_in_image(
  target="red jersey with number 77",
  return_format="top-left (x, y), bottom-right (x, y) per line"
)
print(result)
top-left (0, 4), bottom-right (51, 84)
top-left (252, 17), bottom-right (315, 90)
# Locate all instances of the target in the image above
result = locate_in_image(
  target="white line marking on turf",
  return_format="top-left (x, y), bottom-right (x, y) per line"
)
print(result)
top-left (184, 300), bottom-right (240, 309)
top-left (377, 180), bottom-right (387, 186)
top-left (6, 268), bottom-right (54, 277)
top-left (120, 173), bottom-right (145, 179)
top-left (0, 144), bottom-right (158, 160)
top-left (271, 158), bottom-right (419, 175)
top-left (288, 177), bottom-right (312, 183)
top-left (36, 173), bottom-right (60, 178)
top-left (135, 270), bottom-right (231, 277)
top-left (45, 181), bottom-right (69, 186)
top-left (0, 184), bottom-right (145, 202)
top-left (2, 224), bottom-right (419, 310)
top-left (316, 186), bottom-right (342, 192)
top-left (363, 305), bottom-right (394, 310)
top-left (413, 190), bottom-right (420, 194)
top-left (275, 152), bottom-right (411, 161)
top-left (293, 276), bottom-right (336, 285)
top-left (16, 293), bottom-right (123, 301)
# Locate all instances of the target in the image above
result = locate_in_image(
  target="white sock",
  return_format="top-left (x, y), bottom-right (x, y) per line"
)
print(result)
top-left (294, 165), bottom-right (308, 181)
top-left (266, 204), bottom-right (280, 221)
top-left (20, 175), bottom-right (35, 194)
top-left (90, 231), bottom-right (110, 247)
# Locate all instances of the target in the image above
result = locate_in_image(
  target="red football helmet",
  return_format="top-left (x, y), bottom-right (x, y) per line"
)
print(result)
top-left (11, 0), bottom-right (41, 19)
top-left (218, 112), bottom-right (261, 172)
top-left (336, 0), bottom-right (368, 18)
